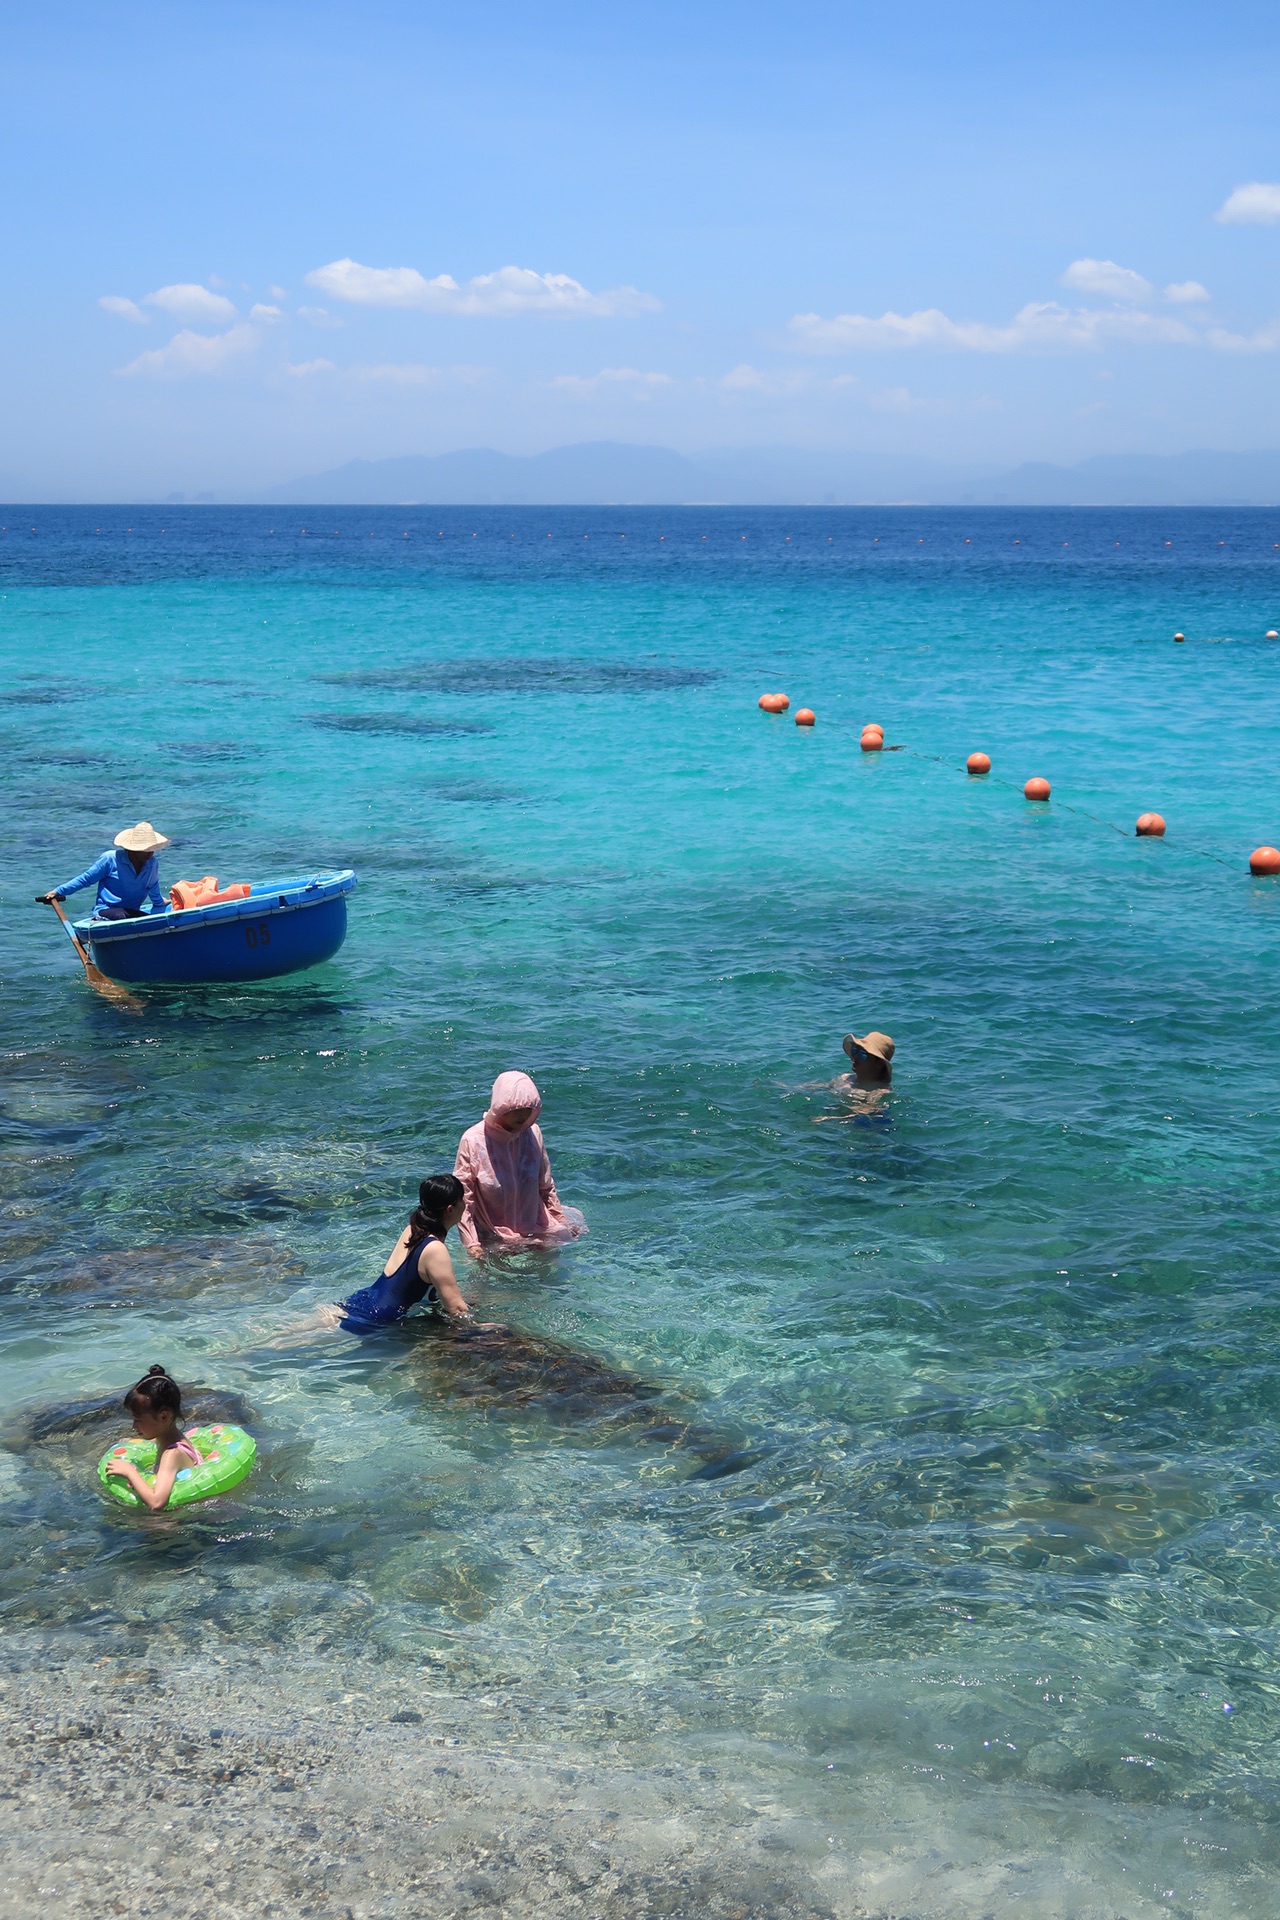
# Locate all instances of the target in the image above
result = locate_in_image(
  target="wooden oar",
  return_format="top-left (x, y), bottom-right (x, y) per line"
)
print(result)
top-left (42, 898), bottom-right (143, 1011)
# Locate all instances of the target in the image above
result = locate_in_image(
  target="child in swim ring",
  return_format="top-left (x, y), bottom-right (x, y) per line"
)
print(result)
top-left (105, 1365), bottom-right (203, 1512)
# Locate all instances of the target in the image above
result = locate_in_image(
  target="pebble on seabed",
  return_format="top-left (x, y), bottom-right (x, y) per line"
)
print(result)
top-left (3, 1657), bottom-right (823, 1920)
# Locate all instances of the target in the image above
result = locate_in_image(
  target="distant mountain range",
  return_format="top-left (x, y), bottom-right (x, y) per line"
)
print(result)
top-left (258, 442), bottom-right (1280, 507)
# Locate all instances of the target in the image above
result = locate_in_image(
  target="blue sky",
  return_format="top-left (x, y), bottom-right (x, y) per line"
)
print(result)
top-left (4, 0), bottom-right (1280, 497)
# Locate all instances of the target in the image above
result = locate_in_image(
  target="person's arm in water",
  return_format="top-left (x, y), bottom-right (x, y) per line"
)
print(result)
top-left (105, 1442), bottom-right (185, 1512)
top-left (37, 852), bottom-right (110, 905)
top-left (536, 1134), bottom-right (566, 1220)
top-left (452, 1133), bottom-right (485, 1258)
top-left (419, 1238), bottom-right (471, 1319)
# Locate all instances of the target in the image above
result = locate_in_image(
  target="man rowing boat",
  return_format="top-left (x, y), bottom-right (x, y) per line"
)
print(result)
top-left (37, 821), bottom-right (170, 921)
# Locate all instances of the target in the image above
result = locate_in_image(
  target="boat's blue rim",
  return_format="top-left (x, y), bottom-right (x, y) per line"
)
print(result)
top-left (78, 870), bottom-right (357, 943)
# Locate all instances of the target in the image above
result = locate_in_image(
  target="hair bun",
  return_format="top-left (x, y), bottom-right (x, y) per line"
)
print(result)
top-left (146, 1363), bottom-right (168, 1377)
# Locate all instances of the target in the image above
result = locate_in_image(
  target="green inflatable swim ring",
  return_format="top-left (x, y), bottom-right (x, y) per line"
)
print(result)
top-left (98, 1424), bottom-right (256, 1509)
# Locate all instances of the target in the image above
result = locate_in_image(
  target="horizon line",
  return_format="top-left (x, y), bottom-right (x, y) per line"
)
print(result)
top-left (6, 498), bottom-right (1280, 510)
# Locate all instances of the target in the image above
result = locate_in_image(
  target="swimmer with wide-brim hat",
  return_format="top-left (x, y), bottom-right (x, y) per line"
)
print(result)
top-left (843, 1029), bottom-right (894, 1085)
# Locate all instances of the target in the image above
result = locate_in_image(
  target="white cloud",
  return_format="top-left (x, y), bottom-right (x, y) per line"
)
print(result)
top-left (304, 260), bottom-right (451, 309)
top-left (249, 303), bottom-right (285, 324)
top-left (719, 362), bottom-right (768, 391)
top-left (721, 362), bottom-right (803, 394)
top-left (549, 366), bottom-right (675, 397)
top-left (350, 362), bottom-right (445, 385)
top-left (297, 305), bottom-right (344, 328)
top-left (714, 364), bottom-right (984, 413)
top-left (118, 323), bottom-right (260, 378)
top-left (144, 283), bottom-right (239, 324)
top-left (1215, 182), bottom-right (1280, 225)
top-left (304, 257), bottom-right (659, 318)
top-left (268, 284), bottom-right (289, 300)
top-left (788, 301), bottom-right (1213, 354)
top-left (867, 385), bottom-right (933, 413)
top-left (282, 358), bottom-right (486, 385)
top-left (716, 362), bottom-right (857, 397)
top-left (784, 253), bottom-right (1267, 356)
top-left (98, 295), bottom-right (149, 324)
top-left (866, 385), bottom-right (999, 416)
top-left (348, 362), bottom-right (487, 386)
top-left (1203, 321), bottom-right (1280, 352)
top-left (1061, 258), bottom-right (1152, 301)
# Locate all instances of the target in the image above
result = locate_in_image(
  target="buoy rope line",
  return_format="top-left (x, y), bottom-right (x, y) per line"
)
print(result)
top-left (894, 745), bottom-right (1242, 871)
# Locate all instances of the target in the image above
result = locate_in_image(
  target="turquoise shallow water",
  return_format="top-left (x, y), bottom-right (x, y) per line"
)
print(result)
top-left (3, 506), bottom-right (1280, 1914)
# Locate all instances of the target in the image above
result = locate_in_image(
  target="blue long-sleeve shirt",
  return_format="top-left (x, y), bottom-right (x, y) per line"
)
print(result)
top-left (55, 849), bottom-right (165, 914)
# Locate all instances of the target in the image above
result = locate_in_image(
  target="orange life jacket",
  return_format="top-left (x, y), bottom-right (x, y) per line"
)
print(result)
top-left (168, 876), bottom-right (252, 911)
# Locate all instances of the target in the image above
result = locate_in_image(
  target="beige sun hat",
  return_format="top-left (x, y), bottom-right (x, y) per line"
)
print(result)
top-left (843, 1029), bottom-right (895, 1064)
top-left (114, 821), bottom-right (171, 854)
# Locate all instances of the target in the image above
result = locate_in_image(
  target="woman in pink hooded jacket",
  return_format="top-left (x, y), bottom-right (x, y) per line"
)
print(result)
top-left (453, 1071), bottom-right (587, 1257)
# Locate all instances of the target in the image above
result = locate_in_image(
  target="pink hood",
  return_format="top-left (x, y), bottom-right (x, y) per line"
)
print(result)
top-left (453, 1072), bottom-right (586, 1255)
top-left (485, 1070), bottom-right (542, 1136)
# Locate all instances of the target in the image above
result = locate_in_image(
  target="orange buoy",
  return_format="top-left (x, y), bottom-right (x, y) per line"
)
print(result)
top-left (1136, 812), bottom-right (1166, 837)
top-left (1173, 631), bottom-right (1186, 643)
top-left (966, 752), bottom-right (991, 775)
top-left (758, 693), bottom-right (789, 712)
top-left (1267, 630), bottom-right (1279, 640)
top-left (1024, 777), bottom-right (1051, 802)
top-left (1249, 845), bottom-right (1280, 875)
top-left (795, 707), bottom-right (816, 727)
top-left (862, 722), bottom-right (883, 737)
top-left (860, 729), bottom-right (883, 751)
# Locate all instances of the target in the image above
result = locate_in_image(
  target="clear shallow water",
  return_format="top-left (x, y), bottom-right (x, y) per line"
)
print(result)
top-left (3, 505), bottom-right (1280, 1914)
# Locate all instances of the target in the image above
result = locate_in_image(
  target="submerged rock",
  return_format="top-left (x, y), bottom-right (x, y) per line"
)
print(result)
top-left (3, 1383), bottom-right (258, 1462)
top-left (0, 1236), bottom-right (304, 1306)
top-left (307, 712), bottom-right (493, 736)
top-left (411, 1323), bottom-right (765, 1479)
top-left (316, 658), bottom-right (718, 695)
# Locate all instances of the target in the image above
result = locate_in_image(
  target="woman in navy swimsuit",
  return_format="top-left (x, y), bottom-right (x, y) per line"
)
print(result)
top-left (338, 1175), bottom-right (472, 1330)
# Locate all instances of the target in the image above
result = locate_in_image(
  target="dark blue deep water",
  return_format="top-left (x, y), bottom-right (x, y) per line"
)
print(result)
top-left (3, 506), bottom-right (1280, 1916)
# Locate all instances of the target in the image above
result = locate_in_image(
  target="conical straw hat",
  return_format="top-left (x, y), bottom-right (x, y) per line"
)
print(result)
top-left (113, 821), bottom-right (170, 853)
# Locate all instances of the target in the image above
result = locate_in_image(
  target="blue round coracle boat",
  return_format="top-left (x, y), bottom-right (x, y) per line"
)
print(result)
top-left (75, 871), bottom-right (357, 985)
